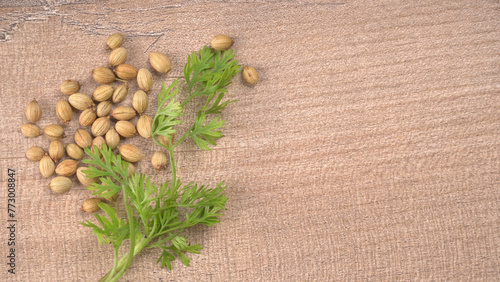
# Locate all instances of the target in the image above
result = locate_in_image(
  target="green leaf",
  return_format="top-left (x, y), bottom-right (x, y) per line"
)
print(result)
top-left (189, 115), bottom-right (224, 150)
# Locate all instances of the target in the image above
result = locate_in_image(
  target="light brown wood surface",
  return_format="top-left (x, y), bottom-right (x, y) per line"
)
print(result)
top-left (1, 0), bottom-right (499, 281)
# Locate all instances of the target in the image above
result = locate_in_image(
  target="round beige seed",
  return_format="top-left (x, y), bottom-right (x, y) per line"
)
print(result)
top-left (112, 83), bottom-right (129, 104)
top-left (151, 151), bottom-right (168, 171)
top-left (26, 146), bottom-right (45, 162)
top-left (117, 144), bottom-right (142, 163)
top-left (56, 100), bottom-right (72, 123)
top-left (137, 68), bottom-right (153, 92)
top-left (115, 120), bottom-right (136, 138)
top-left (109, 47), bottom-right (127, 66)
top-left (60, 79), bottom-right (81, 95)
top-left (91, 136), bottom-right (105, 154)
top-left (66, 143), bottom-right (84, 160)
top-left (242, 66), bottom-right (259, 85)
top-left (26, 99), bottom-right (42, 122)
top-left (81, 198), bottom-right (102, 213)
top-left (48, 140), bottom-right (65, 162)
top-left (96, 101), bottom-right (112, 117)
top-left (75, 129), bottom-right (92, 149)
top-left (105, 128), bottom-right (120, 149)
top-left (211, 34), bottom-right (234, 51)
top-left (44, 124), bottom-right (66, 140)
top-left (132, 90), bottom-right (148, 114)
top-left (76, 167), bottom-right (98, 187)
top-left (55, 159), bottom-right (79, 176)
top-left (106, 33), bottom-right (123, 50)
top-left (149, 51), bottom-right (171, 73)
top-left (92, 67), bottom-right (116, 84)
top-left (39, 154), bottom-right (55, 178)
top-left (79, 107), bottom-right (97, 127)
top-left (158, 134), bottom-right (174, 147)
top-left (91, 117), bottom-right (111, 137)
top-left (21, 123), bottom-right (41, 138)
top-left (111, 106), bottom-right (136, 121)
top-left (114, 64), bottom-right (137, 80)
top-left (69, 93), bottom-right (94, 110)
top-left (93, 85), bottom-right (114, 102)
top-left (137, 114), bottom-right (153, 139)
top-left (48, 176), bottom-right (72, 193)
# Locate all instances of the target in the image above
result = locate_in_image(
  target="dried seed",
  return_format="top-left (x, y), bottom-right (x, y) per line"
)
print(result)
top-left (56, 100), bottom-right (72, 123)
top-left (105, 128), bottom-right (120, 149)
top-left (109, 47), bottom-right (127, 66)
top-left (39, 154), bottom-right (55, 178)
top-left (75, 129), bottom-right (92, 149)
top-left (242, 66), bottom-right (259, 85)
top-left (79, 107), bottom-right (97, 127)
top-left (60, 79), bottom-right (81, 95)
top-left (91, 136), bottom-right (105, 153)
top-left (137, 114), bottom-right (152, 139)
top-left (211, 34), bottom-right (234, 51)
top-left (69, 93), bottom-right (94, 110)
top-left (158, 134), bottom-right (174, 147)
top-left (126, 162), bottom-right (135, 177)
top-left (111, 106), bottom-right (136, 121)
top-left (117, 144), bottom-right (142, 163)
top-left (26, 99), bottom-right (42, 122)
top-left (93, 85), bottom-right (114, 102)
top-left (91, 117), bottom-right (111, 136)
top-left (26, 146), bottom-right (45, 162)
top-left (44, 124), bottom-right (66, 140)
top-left (96, 101), bottom-right (113, 117)
top-left (76, 167), bottom-right (97, 187)
top-left (66, 143), bottom-right (84, 160)
top-left (149, 51), bottom-right (171, 73)
top-left (106, 33), bottom-right (123, 50)
top-left (48, 176), bottom-right (72, 193)
top-left (112, 83), bottom-right (129, 104)
top-left (81, 198), bottom-right (102, 213)
top-left (115, 120), bottom-right (136, 138)
top-left (92, 67), bottom-right (116, 84)
top-left (114, 64), bottom-right (137, 80)
top-left (48, 140), bottom-right (65, 162)
top-left (55, 159), bottom-right (79, 176)
top-left (21, 123), bottom-right (41, 138)
top-left (151, 151), bottom-right (167, 171)
top-left (132, 90), bottom-right (148, 114)
top-left (137, 68), bottom-right (153, 92)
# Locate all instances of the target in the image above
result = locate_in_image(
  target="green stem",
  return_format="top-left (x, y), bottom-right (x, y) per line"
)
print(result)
top-left (99, 237), bottom-right (151, 282)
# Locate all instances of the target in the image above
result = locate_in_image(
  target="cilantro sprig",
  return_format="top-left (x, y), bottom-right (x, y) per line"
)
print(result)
top-left (81, 46), bottom-right (239, 281)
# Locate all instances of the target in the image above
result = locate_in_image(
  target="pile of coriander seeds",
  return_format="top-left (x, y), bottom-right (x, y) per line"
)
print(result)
top-left (21, 33), bottom-right (258, 212)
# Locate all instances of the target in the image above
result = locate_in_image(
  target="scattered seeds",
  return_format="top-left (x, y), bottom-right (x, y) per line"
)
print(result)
top-left (114, 64), bottom-right (137, 80)
top-left (44, 124), bottom-right (66, 140)
top-left (48, 140), bottom-right (65, 162)
top-left (93, 85), bottom-right (114, 102)
top-left (242, 66), bottom-right (258, 85)
top-left (115, 120), bottom-right (136, 138)
top-left (66, 143), bottom-right (84, 160)
top-left (111, 106), bottom-right (136, 121)
top-left (75, 129), bottom-right (92, 149)
top-left (56, 100), bottom-right (72, 123)
top-left (106, 33), bottom-right (123, 50)
top-left (137, 114), bottom-right (153, 139)
top-left (21, 123), bottom-right (42, 138)
top-left (96, 101), bottom-right (113, 117)
top-left (55, 159), bottom-right (79, 176)
top-left (151, 151), bottom-right (167, 171)
top-left (48, 176), bottom-right (72, 193)
top-left (117, 144), bottom-right (142, 163)
top-left (91, 117), bottom-right (111, 136)
top-left (137, 68), bottom-right (153, 92)
top-left (149, 51), bottom-right (171, 73)
top-left (69, 93), bottom-right (94, 110)
top-left (79, 107), bottom-right (97, 127)
top-left (26, 146), bottom-right (45, 162)
top-left (60, 79), bottom-right (81, 95)
top-left (26, 99), bottom-right (42, 122)
top-left (105, 128), bottom-right (120, 149)
top-left (112, 83), bottom-right (129, 104)
top-left (211, 34), bottom-right (233, 51)
top-left (132, 90), bottom-right (148, 114)
top-left (39, 154), bottom-right (55, 178)
top-left (92, 67), bottom-right (116, 84)
top-left (76, 167), bottom-right (98, 187)
top-left (109, 47), bottom-right (127, 67)
top-left (81, 198), bottom-right (102, 213)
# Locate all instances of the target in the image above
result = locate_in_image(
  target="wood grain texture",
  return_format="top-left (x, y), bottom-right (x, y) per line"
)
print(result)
top-left (1, 0), bottom-right (499, 281)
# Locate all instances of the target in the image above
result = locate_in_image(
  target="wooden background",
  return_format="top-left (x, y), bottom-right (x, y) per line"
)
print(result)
top-left (1, 0), bottom-right (499, 281)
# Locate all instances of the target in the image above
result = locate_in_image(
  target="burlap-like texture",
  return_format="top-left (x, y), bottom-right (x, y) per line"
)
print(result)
top-left (1, 1), bottom-right (499, 281)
